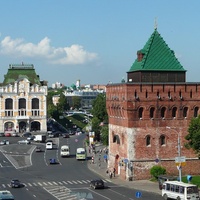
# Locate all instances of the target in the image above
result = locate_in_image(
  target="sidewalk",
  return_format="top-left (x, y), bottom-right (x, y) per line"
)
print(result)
top-left (86, 143), bottom-right (161, 195)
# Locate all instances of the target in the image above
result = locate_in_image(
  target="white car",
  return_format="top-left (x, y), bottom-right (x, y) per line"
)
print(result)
top-left (18, 140), bottom-right (30, 144)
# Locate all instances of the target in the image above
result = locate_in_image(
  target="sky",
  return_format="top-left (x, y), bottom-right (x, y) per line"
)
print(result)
top-left (0, 0), bottom-right (200, 87)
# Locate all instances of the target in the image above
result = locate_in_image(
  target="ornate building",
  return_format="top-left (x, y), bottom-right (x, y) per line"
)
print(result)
top-left (106, 28), bottom-right (200, 180)
top-left (0, 63), bottom-right (48, 134)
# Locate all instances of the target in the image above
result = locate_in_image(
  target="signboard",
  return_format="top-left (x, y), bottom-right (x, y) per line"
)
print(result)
top-left (175, 156), bottom-right (185, 163)
top-left (135, 191), bottom-right (142, 198)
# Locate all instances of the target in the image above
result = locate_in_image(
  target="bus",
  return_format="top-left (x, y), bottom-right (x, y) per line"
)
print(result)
top-left (162, 181), bottom-right (199, 200)
top-left (0, 190), bottom-right (14, 200)
top-left (76, 148), bottom-right (86, 160)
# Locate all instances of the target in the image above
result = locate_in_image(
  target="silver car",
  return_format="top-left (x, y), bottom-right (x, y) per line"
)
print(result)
top-left (18, 140), bottom-right (30, 144)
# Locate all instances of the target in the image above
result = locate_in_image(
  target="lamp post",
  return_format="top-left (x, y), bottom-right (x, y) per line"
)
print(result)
top-left (166, 126), bottom-right (182, 182)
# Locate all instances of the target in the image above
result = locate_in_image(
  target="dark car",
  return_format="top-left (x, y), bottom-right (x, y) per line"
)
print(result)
top-left (22, 132), bottom-right (32, 138)
top-left (90, 179), bottom-right (104, 189)
top-left (49, 158), bottom-right (58, 164)
top-left (10, 179), bottom-right (21, 188)
top-left (62, 133), bottom-right (70, 138)
top-left (35, 146), bottom-right (42, 152)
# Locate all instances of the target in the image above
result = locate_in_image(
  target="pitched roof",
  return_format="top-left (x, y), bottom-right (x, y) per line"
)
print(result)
top-left (128, 29), bottom-right (186, 72)
top-left (2, 64), bottom-right (41, 86)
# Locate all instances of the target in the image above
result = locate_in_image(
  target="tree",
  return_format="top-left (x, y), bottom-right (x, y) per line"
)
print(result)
top-left (100, 125), bottom-right (109, 146)
top-left (185, 116), bottom-right (200, 158)
top-left (91, 93), bottom-right (108, 122)
top-left (91, 93), bottom-right (108, 142)
top-left (72, 96), bottom-right (81, 110)
top-left (57, 93), bottom-right (70, 111)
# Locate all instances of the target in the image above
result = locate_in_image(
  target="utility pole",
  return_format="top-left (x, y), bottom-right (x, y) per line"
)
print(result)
top-left (166, 126), bottom-right (182, 182)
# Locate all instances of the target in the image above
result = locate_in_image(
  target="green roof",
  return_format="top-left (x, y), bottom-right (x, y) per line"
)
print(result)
top-left (128, 29), bottom-right (186, 72)
top-left (3, 64), bottom-right (41, 86)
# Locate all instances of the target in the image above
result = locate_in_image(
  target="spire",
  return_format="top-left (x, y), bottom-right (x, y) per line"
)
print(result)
top-left (154, 17), bottom-right (158, 30)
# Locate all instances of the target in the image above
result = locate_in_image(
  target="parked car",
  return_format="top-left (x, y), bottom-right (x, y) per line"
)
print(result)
top-left (35, 146), bottom-right (42, 152)
top-left (11, 132), bottom-right (19, 137)
top-left (22, 132), bottom-right (32, 137)
top-left (4, 133), bottom-right (11, 137)
top-left (10, 179), bottom-right (21, 188)
top-left (0, 132), bottom-right (5, 137)
top-left (90, 179), bottom-right (104, 189)
top-left (0, 140), bottom-right (9, 145)
top-left (18, 140), bottom-right (30, 145)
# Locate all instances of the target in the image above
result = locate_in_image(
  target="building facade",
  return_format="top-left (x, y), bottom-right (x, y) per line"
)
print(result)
top-left (0, 64), bottom-right (48, 134)
top-left (106, 28), bottom-right (200, 180)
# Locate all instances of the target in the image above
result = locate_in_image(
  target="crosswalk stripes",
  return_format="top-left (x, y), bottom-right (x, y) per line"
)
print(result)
top-left (0, 178), bottom-right (108, 189)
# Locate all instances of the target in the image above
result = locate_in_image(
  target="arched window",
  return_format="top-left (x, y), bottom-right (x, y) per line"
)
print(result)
top-left (5, 98), bottom-right (13, 109)
top-left (139, 107), bottom-right (143, 119)
top-left (160, 135), bottom-right (166, 146)
top-left (161, 107), bottom-right (166, 118)
top-left (172, 107), bottom-right (177, 118)
top-left (194, 107), bottom-right (199, 118)
top-left (146, 135), bottom-right (151, 146)
top-left (183, 107), bottom-right (188, 118)
top-left (150, 107), bottom-right (155, 119)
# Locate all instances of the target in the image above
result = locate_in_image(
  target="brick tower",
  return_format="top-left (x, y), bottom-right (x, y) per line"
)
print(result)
top-left (106, 28), bottom-right (200, 180)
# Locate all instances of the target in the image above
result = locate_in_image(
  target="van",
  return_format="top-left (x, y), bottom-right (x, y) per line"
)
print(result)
top-left (46, 142), bottom-right (53, 150)
top-left (60, 145), bottom-right (70, 157)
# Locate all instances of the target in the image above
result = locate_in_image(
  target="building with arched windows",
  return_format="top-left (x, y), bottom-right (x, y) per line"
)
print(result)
top-left (106, 28), bottom-right (200, 180)
top-left (0, 63), bottom-right (48, 134)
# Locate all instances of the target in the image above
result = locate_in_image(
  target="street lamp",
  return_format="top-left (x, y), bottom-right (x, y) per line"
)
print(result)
top-left (166, 126), bottom-right (182, 182)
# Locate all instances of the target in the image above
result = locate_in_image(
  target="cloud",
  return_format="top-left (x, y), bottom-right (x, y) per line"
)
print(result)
top-left (0, 36), bottom-right (98, 65)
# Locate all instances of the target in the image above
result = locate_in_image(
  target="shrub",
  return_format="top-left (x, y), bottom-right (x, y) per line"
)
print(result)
top-left (150, 165), bottom-right (166, 179)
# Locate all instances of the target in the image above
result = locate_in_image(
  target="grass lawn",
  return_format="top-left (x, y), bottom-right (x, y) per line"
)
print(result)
top-left (182, 176), bottom-right (200, 187)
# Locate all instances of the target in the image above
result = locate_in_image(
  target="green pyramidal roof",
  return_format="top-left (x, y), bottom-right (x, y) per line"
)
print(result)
top-left (128, 29), bottom-right (186, 72)
top-left (3, 64), bottom-right (41, 86)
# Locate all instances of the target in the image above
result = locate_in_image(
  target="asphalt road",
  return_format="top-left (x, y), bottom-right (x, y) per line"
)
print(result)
top-left (0, 135), bottom-right (161, 200)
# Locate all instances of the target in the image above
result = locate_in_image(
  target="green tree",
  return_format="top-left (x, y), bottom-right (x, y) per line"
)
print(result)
top-left (57, 93), bottom-right (70, 111)
top-left (91, 93), bottom-right (108, 141)
top-left (91, 93), bottom-right (108, 122)
top-left (150, 165), bottom-right (166, 180)
top-left (185, 116), bottom-right (200, 158)
top-left (101, 125), bottom-right (109, 146)
top-left (72, 96), bottom-right (81, 110)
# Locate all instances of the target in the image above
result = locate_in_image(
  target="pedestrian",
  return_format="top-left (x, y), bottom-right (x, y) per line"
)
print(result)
top-left (113, 167), bottom-right (116, 177)
top-left (109, 171), bottom-right (113, 179)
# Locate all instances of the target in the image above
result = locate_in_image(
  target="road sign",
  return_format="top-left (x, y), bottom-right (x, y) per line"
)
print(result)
top-left (175, 156), bottom-right (185, 163)
top-left (135, 191), bottom-right (142, 198)
top-left (124, 158), bottom-right (128, 163)
top-left (176, 162), bottom-right (186, 166)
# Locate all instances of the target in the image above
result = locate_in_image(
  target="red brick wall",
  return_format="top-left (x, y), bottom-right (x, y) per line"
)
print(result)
top-left (107, 83), bottom-right (200, 180)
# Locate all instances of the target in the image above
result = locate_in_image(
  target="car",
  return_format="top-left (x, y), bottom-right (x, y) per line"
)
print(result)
top-left (62, 133), bottom-right (70, 138)
top-left (0, 140), bottom-right (9, 145)
top-left (10, 179), bottom-right (21, 188)
top-left (11, 132), bottom-right (19, 137)
top-left (4, 133), bottom-right (11, 137)
top-left (49, 158), bottom-right (58, 164)
top-left (90, 179), bottom-right (104, 189)
top-left (18, 140), bottom-right (30, 144)
top-left (27, 135), bottom-right (35, 141)
top-left (45, 139), bottom-right (53, 144)
top-left (35, 146), bottom-right (42, 152)
top-left (0, 132), bottom-right (5, 137)
top-left (22, 132), bottom-right (32, 137)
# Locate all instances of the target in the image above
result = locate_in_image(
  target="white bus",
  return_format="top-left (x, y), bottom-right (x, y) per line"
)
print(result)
top-left (46, 142), bottom-right (53, 150)
top-left (60, 145), bottom-right (70, 157)
top-left (162, 181), bottom-right (199, 200)
top-left (76, 148), bottom-right (86, 160)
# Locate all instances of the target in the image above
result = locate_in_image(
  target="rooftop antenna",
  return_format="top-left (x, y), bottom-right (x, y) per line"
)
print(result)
top-left (154, 17), bottom-right (158, 30)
